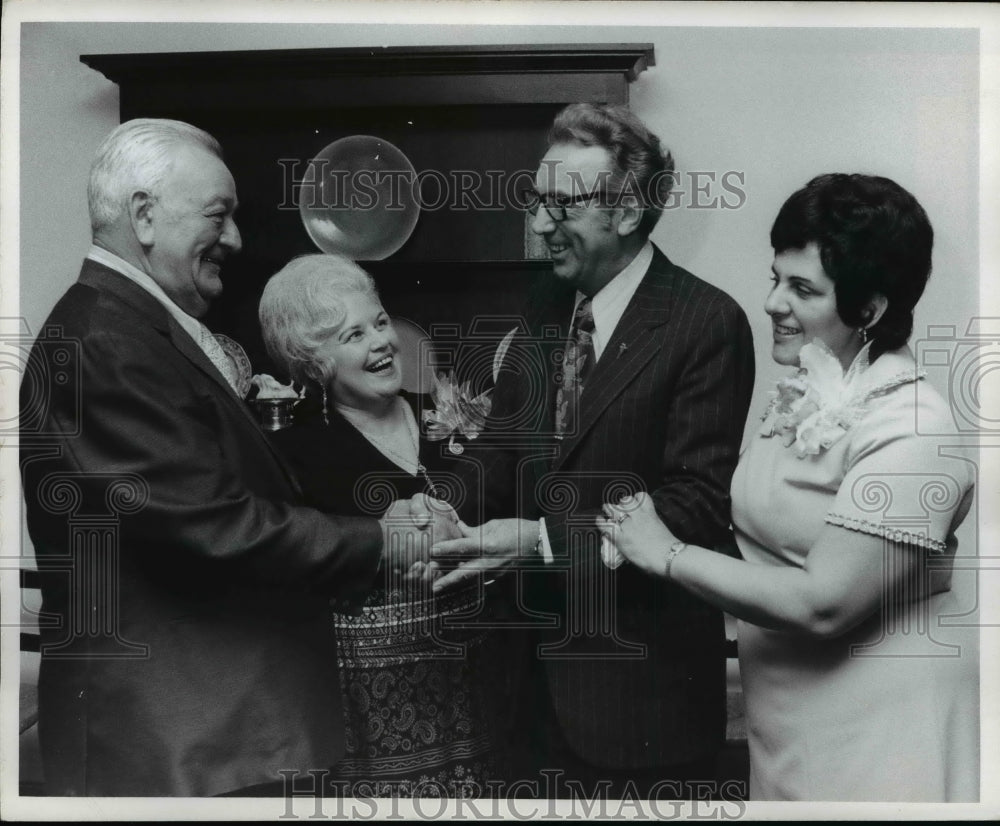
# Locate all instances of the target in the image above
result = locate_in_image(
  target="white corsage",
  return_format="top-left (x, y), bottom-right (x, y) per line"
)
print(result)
top-left (250, 373), bottom-right (302, 399)
top-left (762, 341), bottom-right (873, 458)
top-left (422, 371), bottom-right (492, 455)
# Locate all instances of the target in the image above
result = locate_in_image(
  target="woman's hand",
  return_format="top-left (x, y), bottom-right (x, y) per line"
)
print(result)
top-left (401, 559), bottom-right (443, 592)
top-left (379, 494), bottom-right (461, 574)
top-left (597, 493), bottom-right (678, 578)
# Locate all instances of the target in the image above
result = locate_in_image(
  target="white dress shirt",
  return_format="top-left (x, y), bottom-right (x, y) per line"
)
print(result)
top-left (581, 240), bottom-right (653, 361)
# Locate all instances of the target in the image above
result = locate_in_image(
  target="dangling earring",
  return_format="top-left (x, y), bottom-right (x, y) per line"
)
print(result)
top-left (858, 326), bottom-right (868, 344)
top-left (321, 386), bottom-right (330, 426)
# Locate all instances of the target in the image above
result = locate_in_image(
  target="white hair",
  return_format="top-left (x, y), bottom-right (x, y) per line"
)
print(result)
top-left (87, 118), bottom-right (222, 233)
top-left (259, 254), bottom-right (379, 386)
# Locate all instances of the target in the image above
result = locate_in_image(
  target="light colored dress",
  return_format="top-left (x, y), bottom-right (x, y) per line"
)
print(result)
top-left (730, 342), bottom-right (979, 801)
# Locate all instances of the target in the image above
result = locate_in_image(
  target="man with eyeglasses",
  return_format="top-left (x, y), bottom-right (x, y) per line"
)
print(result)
top-left (434, 103), bottom-right (755, 799)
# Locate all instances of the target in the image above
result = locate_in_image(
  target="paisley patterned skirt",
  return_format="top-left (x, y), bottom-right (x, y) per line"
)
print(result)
top-left (329, 582), bottom-right (504, 798)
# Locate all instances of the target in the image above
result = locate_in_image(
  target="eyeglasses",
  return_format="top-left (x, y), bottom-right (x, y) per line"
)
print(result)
top-left (520, 186), bottom-right (610, 222)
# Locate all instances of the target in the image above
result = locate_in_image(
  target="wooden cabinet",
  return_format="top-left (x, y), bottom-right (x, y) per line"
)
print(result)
top-left (80, 44), bottom-right (653, 374)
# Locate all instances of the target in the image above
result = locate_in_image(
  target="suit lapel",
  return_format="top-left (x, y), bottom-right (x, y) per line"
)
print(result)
top-left (528, 281), bottom-right (576, 436)
top-left (78, 262), bottom-right (303, 495)
top-left (81, 262), bottom-right (243, 402)
top-left (551, 249), bottom-right (675, 471)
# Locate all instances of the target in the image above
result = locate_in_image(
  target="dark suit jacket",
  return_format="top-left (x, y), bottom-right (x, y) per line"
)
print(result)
top-left (461, 245), bottom-right (755, 769)
top-left (19, 260), bottom-right (384, 796)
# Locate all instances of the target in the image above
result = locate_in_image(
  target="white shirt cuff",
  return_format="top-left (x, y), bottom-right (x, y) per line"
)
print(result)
top-left (539, 519), bottom-right (622, 569)
top-left (537, 518), bottom-right (554, 565)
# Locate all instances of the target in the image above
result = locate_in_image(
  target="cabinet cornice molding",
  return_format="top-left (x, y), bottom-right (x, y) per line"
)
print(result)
top-left (80, 43), bottom-right (655, 111)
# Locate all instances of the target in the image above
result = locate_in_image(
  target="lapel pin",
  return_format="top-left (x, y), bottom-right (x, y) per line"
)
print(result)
top-left (618, 342), bottom-right (629, 357)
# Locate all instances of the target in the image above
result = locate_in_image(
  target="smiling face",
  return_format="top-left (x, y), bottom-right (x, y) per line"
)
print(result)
top-left (143, 145), bottom-right (242, 318)
top-left (530, 142), bottom-right (638, 297)
top-left (766, 243), bottom-right (864, 370)
top-left (316, 291), bottom-right (401, 412)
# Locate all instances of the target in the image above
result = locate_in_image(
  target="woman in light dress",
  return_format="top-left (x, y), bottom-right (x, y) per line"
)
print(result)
top-left (600, 174), bottom-right (978, 802)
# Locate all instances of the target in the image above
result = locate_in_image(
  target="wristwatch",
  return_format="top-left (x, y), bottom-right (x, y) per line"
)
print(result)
top-left (664, 540), bottom-right (688, 580)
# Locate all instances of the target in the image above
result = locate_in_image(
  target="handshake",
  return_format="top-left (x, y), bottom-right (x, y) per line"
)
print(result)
top-left (377, 493), bottom-right (462, 586)
top-left (378, 494), bottom-right (541, 592)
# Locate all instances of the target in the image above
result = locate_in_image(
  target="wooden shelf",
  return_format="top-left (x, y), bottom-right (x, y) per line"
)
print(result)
top-left (81, 44), bottom-right (655, 110)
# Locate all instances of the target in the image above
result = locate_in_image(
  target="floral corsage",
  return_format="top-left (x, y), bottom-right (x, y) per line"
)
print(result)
top-left (422, 371), bottom-right (492, 455)
top-left (250, 373), bottom-right (302, 400)
top-left (761, 340), bottom-right (874, 458)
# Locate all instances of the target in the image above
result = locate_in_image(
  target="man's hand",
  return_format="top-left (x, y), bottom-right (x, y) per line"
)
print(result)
top-left (400, 559), bottom-right (443, 590)
top-left (378, 494), bottom-right (461, 575)
top-left (430, 518), bottom-right (540, 592)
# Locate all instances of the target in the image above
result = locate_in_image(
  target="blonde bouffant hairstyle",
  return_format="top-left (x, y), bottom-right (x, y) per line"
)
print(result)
top-left (258, 253), bottom-right (379, 387)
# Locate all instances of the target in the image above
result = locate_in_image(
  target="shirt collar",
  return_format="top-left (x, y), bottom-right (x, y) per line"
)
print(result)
top-left (576, 240), bottom-right (653, 360)
top-left (86, 244), bottom-right (204, 344)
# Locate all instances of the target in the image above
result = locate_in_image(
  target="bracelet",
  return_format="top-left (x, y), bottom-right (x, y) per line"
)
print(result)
top-left (664, 540), bottom-right (688, 580)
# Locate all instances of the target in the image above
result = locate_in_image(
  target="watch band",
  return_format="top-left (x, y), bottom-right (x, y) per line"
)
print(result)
top-left (664, 540), bottom-right (688, 580)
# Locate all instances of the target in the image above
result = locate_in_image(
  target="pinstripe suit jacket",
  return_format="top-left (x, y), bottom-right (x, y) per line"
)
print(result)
top-left (464, 245), bottom-right (755, 769)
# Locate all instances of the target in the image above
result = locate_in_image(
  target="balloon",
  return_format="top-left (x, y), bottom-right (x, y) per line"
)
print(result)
top-left (299, 135), bottom-right (420, 261)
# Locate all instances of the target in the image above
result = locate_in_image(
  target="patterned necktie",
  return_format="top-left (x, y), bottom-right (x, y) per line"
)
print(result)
top-left (554, 297), bottom-right (595, 438)
top-left (198, 324), bottom-right (241, 394)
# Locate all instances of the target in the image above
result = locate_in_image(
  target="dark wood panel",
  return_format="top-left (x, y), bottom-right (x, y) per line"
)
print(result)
top-left (119, 72), bottom-right (630, 112)
top-left (90, 45), bottom-right (654, 114)
top-left (184, 104), bottom-right (563, 354)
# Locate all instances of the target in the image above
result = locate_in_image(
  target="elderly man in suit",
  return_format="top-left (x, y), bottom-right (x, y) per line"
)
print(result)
top-left (434, 104), bottom-right (755, 799)
top-left (19, 118), bottom-right (447, 797)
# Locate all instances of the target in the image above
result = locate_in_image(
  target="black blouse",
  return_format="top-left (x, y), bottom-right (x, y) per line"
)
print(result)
top-left (269, 391), bottom-right (463, 518)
